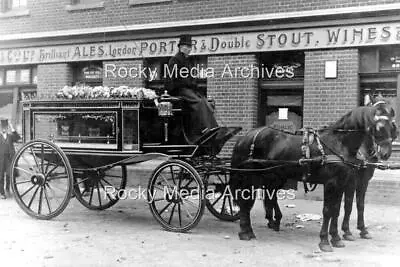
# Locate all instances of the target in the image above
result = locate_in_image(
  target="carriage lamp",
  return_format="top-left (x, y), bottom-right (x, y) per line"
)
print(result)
top-left (158, 90), bottom-right (174, 142)
top-left (158, 91), bottom-right (174, 117)
top-left (158, 100), bottom-right (174, 117)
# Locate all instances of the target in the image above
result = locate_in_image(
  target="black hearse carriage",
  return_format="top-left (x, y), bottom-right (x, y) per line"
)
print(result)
top-left (11, 89), bottom-right (242, 232)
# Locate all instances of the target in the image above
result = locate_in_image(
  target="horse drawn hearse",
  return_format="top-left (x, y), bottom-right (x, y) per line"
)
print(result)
top-left (11, 86), bottom-right (243, 232)
top-left (10, 86), bottom-right (400, 252)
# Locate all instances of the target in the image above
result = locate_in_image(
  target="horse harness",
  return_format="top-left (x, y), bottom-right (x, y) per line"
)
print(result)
top-left (246, 126), bottom-right (370, 193)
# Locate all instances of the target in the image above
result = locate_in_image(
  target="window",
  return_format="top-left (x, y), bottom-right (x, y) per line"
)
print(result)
top-left (259, 51), bottom-right (304, 81)
top-left (129, 0), bottom-right (172, 6)
top-left (72, 62), bottom-right (103, 87)
top-left (71, 0), bottom-right (101, 4)
top-left (66, 0), bottom-right (104, 11)
top-left (144, 57), bottom-right (169, 93)
top-left (0, 66), bottom-right (37, 135)
top-left (33, 112), bottom-right (117, 149)
top-left (144, 56), bottom-right (208, 96)
top-left (0, 66), bottom-right (37, 85)
top-left (379, 46), bottom-right (400, 72)
top-left (359, 46), bottom-right (400, 129)
top-left (1, 0), bottom-right (27, 12)
top-left (0, 89), bottom-right (13, 121)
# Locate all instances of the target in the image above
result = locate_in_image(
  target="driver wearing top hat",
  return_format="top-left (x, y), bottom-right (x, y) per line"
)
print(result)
top-left (165, 34), bottom-right (218, 144)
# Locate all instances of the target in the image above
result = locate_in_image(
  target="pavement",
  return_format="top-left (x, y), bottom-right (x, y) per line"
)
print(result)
top-left (373, 169), bottom-right (400, 181)
top-left (296, 169), bottom-right (400, 205)
top-left (1, 193), bottom-right (400, 267)
top-left (2, 158), bottom-right (400, 266)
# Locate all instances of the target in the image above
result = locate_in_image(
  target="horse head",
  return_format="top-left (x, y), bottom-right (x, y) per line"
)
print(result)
top-left (364, 94), bottom-right (397, 160)
top-left (330, 94), bottom-right (396, 160)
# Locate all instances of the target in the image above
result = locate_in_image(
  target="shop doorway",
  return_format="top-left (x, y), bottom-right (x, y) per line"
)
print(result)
top-left (259, 88), bottom-right (303, 133)
top-left (258, 51), bottom-right (304, 132)
top-left (360, 46), bottom-right (400, 127)
top-left (0, 66), bottom-right (37, 134)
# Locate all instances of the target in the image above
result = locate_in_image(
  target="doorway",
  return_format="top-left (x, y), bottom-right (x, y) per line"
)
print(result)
top-left (259, 88), bottom-right (303, 133)
top-left (258, 51), bottom-right (305, 132)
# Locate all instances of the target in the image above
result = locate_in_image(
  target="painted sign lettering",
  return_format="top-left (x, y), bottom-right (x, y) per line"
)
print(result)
top-left (1, 22), bottom-right (400, 65)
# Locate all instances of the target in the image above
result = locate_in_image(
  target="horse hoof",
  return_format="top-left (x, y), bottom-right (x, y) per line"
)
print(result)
top-left (360, 232), bottom-right (372, 239)
top-left (249, 231), bottom-right (256, 239)
top-left (331, 238), bottom-right (345, 248)
top-left (319, 242), bottom-right (333, 252)
top-left (343, 233), bottom-right (356, 241)
top-left (239, 231), bottom-right (256, 241)
top-left (267, 221), bottom-right (280, 231)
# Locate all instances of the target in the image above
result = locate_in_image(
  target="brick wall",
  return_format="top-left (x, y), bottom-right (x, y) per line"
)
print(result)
top-left (303, 49), bottom-right (359, 128)
top-left (0, 0), bottom-right (399, 35)
top-left (103, 60), bottom-right (145, 87)
top-left (207, 54), bottom-right (258, 156)
top-left (36, 63), bottom-right (73, 98)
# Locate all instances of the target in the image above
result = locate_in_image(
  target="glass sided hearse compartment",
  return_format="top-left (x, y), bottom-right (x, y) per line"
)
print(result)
top-left (139, 105), bottom-right (164, 145)
top-left (32, 111), bottom-right (118, 150)
top-left (122, 109), bottom-right (140, 151)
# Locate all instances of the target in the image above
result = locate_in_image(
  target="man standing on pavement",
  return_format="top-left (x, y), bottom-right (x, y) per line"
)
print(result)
top-left (0, 119), bottom-right (20, 199)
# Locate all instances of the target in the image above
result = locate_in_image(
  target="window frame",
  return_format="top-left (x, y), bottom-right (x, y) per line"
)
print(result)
top-left (129, 0), bottom-right (172, 6)
top-left (72, 61), bottom-right (103, 87)
top-left (65, 0), bottom-right (104, 11)
top-left (1, 0), bottom-right (27, 12)
top-left (0, 66), bottom-right (37, 86)
top-left (0, 0), bottom-right (29, 18)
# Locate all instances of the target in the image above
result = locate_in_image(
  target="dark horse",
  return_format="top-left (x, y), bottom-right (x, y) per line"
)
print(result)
top-left (341, 98), bottom-right (398, 241)
top-left (230, 103), bottom-right (396, 252)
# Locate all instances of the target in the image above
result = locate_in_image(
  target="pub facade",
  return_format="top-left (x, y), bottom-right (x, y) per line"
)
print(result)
top-left (1, 0), bottom-right (400, 157)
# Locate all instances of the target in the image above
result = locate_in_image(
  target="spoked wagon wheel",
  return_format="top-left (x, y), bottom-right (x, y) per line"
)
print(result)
top-left (148, 159), bottom-right (205, 232)
top-left (11, 139), bottom-right (73, 219)
top-left (204, 171), bottom-right (240, 221)
top-left (73, 165), bottom-right (127, 210)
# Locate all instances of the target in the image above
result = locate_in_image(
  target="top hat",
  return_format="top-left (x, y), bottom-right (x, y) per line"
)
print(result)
top-left (178, 34), bottom-right (193, 47)
top-left (0, 119), bottom-right (8, 129)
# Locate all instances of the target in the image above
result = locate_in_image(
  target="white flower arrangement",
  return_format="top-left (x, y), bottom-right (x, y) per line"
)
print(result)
top-left (56, 85), bottom-right (158, 100)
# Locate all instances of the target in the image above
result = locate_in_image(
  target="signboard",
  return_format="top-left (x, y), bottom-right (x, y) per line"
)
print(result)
top-left (82, 66), bottom-right (102, 80)
top-left (1, 22), bottom-right (400, 66)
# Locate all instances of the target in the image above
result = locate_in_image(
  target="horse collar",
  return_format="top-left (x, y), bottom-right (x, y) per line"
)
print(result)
top-left (248, 126), bottom-right (269, 158)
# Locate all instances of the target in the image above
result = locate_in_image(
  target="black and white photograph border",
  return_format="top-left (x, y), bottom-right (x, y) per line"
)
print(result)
top-left (1, 0), bottom-right (400, 266)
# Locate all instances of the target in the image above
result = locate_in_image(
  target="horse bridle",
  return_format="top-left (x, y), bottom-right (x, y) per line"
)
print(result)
top-left (370, 99), bottom-right (397, 153)
top-left (369, 114), bottom-right (396, 160)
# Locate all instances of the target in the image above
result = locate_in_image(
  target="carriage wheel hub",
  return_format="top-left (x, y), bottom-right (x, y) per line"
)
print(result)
top-left (85, 170), bottom-right (103, 183)
top-left (166, 191), bottom-right (182, 203)
top-left (31, 174), bottom-right (46, 186)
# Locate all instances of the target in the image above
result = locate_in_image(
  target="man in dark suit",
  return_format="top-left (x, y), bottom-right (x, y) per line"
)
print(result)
top-left (165, 34), bottom-right (218, 144)
top-left (0, 119), bottom-right (20, 199)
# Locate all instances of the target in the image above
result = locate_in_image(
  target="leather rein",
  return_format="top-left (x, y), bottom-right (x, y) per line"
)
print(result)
top-left (242, 114), bottom-right (394, 193)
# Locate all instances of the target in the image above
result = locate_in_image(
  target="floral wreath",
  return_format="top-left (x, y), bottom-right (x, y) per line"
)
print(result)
top-left (56, 85), bottom-right (158, 100)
